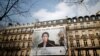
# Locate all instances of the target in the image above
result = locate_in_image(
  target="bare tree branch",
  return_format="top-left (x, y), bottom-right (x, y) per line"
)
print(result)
top-left (0, 0), bottom-right (19, 21)
top-left (7, 6), bottom-right (28, 16)
top-left (0, 0), bottom-right (39, 27)
top-left (7, 11), bottom-right (28, 16)
top-left (13, 6), bottom-right (28, 17)
top-left (6, 15), bottom-right (12, 22)
top-left (5, 0), bottom-right (10, 13)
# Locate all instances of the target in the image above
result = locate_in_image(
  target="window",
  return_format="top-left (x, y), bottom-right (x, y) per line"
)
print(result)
top-left (70, 43), bottom-right (74, 47)
top-left (92, 17), bottom-right (95, 20)
top-left (80, 19), bottom-right (83, 21)
top-left (75, 35), bottom-right (80, 39)
top-left (76, 40), bottom-right (80, 47)
top-left (86, 17), bottom-right (89, 21)
top-left (53, 21), bottom-right (56, 24)
top-left (44, 22), bottom-right (46, 25)
top-left (48, 21), bottom-right (51, 24)
top-left (68, 20), bottom-right (71, 23)
top-left (38, 23), bottom-right (41, 25)
top-left (91, 40), bottom-right (95, 46)
top-left (89, 34), bottom-right (94, 38)
top-left (60, 20), bottom-right (63, 23)
top-left (81, 34), bottom-right (87, 39)
top-left (84, 40), bottom-right (88, 46)
top-left (69, 35), bottom-right (73, 40)
top-left (73, 19), bottom-right (76, 22)
top-left (99, 16), bottom-right (100, 19)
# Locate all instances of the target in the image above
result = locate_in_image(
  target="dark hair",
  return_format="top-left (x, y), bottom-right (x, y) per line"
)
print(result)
top-left (42, 32), bottom-right (49, 38)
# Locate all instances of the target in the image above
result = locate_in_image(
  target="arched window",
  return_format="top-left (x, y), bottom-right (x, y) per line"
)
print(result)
top-left (48, 21), bottom-right (51, 24)
top-left (73, 19), bottom-right (76, 22)
top-left (91, 15), bottom-right (96, 20)
top-left (73, 17), bottom-right (77, 22)
top-left (96, 14), bottom-right (100, 20)
top-left (79, 16), bottom-right (83, 22)
top-left (44, 22), bottom-right (46, 25)
top-left (60, 20), bottom-right (63, 23)
top-left (53, 21), bottom-right (56, 24)
top-left (84, 16), bottom-right (89, 21)
top-left (67, 18), bottom-right (71, 23)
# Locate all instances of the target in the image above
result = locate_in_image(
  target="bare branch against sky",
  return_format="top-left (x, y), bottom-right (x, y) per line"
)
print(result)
top-left (0, 0), bottom-right (39, 26)
top-left (0, 0), bottom-right (19, 21)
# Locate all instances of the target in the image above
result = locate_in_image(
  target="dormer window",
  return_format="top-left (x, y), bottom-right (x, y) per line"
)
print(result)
top-left (53, 21), bottom-right (56, 24)
top-left (91, 15), bottom-right (96, 21)
top-left (86, 17), bottom-right (89, 21)
top-left (60, 20), bottom-right (63, 23)
top-left (48, 21), bottom-right (51, 24)
top-left (80, 19), bottom-right (83, 21)
top-left (92, 17), bottom-right (95, 20)
top-left (38, 23), bottom-right (40, 25)
top-left (99, 16), bottom-right (100, 19)
top-left (96, 14), bottom-right (100, 20)
top-left (73, 19), bottom-right (76, 22)
top-left (68, 20), bottom-right (71, 23)
top-left (91, 16), bottom-right (95, 20)
top-left (44, 22), bottom-right (46, 25)
top-left (85, 17), bottom-right (89, 22)
top-left (79, 16), bottom-right (83, 22)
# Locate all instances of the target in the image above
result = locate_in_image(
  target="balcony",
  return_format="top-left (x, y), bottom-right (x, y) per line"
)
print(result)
top-left (75, 44), bottom-right (100, 50)
top-left (67, 25), bottom-right (100, 31)
top-left (0, 42), bottom-right (32, 50)
top-left (2, 30), bottom-right (33, 35)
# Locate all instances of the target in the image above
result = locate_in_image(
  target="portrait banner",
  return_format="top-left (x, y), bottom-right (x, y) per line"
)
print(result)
top-left (31, 27), bottom-right (67, 56)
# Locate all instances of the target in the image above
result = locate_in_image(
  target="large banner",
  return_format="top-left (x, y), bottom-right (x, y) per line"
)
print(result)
top-left (31, 27), bottom-right (67, 56)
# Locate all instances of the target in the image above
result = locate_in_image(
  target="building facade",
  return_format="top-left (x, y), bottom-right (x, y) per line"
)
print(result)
top-left (0, 24), bottom-right (34, 56)
top-left (0, 14), bottom-right (100, 56)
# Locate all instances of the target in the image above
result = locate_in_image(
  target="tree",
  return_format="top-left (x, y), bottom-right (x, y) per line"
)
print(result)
top-left (0, 0), bottom-right (19, 21)
top-left (0, 0), bottom-right (39, 26)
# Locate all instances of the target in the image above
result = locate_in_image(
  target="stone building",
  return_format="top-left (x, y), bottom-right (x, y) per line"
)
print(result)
top-left (0, 24), bottom-right (34, 56)
top-left (0, 14), bottom-right (100, 56)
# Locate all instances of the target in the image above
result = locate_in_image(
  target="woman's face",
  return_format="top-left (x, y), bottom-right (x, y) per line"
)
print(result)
top-left (42, 34), bottom-right (48, 43)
